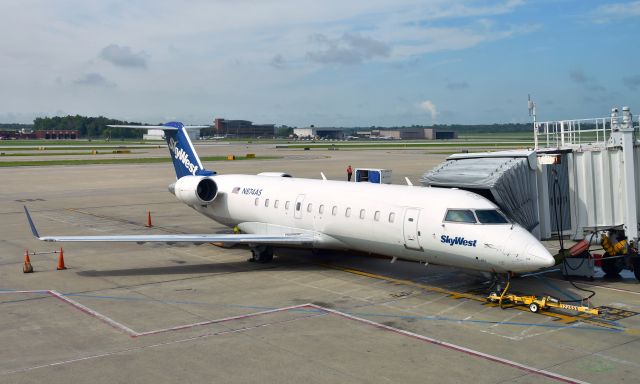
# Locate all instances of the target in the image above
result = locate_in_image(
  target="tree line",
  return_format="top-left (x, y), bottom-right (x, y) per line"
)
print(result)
top-left (12, 115), bottom-right (534, 139)
top-left (33, 115), bottom-right (145, 139)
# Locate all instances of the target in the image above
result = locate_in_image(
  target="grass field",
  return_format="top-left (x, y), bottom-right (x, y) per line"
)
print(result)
top-left (0, 155), bottom-right (279, 167)
top-left (0, 151), bottom-right (148, 157)
top-left (0, 145), bottom-right (160, 151)
top-left (282, 141), bottom-right (533, 149)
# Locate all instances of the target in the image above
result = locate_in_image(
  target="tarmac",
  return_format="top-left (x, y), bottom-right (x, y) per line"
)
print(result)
top-left (1, 143), bottom-right (639, 384)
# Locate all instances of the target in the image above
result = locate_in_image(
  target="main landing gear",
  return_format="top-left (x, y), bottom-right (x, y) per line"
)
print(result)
top-left (249, 245), bottom-right (274, 263)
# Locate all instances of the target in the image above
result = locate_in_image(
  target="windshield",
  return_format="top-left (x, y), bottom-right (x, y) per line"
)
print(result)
top-left (475, 209), bottom-right (509, 224)
top-left (444, 209), bottom-right (477, 224)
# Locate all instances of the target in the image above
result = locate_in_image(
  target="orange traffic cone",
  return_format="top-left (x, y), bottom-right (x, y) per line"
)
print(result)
top-left (23, 249), bottom-right (33, 273)
top-left (57, 247), bottom-right (67, 270)
top-left (146, 211), bottom-right (152, 228)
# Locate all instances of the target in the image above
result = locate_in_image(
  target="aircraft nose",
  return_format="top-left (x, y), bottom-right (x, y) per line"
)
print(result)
top-left (525, 241), bottom-right (555, 269)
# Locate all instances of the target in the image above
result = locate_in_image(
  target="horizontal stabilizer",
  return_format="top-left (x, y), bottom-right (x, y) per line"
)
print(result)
top-left (106, 125), bottom-right (210, 130)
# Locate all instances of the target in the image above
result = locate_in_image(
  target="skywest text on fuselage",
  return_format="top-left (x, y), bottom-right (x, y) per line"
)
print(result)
top-left (441, 235), bottom-right (477, 247)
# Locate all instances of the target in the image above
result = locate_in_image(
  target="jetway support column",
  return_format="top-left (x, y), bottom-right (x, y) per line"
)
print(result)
top-left (621, 107), bottom-right (638, 243)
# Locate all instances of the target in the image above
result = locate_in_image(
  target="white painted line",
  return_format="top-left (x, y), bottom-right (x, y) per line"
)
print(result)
top-left (136, 303), bottom-right (315, 337)
top-left (311, 304), bottom-right (590, 384)
top-left (1, 291), bottom-right (589, 383)
top-left (48, 290), bottom-right (138, 336)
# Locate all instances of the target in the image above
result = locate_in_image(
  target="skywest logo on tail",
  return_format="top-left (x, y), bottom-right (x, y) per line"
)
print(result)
top-left (168, 137), bottom-right (199, 176)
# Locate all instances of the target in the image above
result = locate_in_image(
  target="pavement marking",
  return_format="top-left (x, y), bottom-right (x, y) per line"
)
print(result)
top-left (0, 290), bottom-right (590, 383)
top-left (310, 304), bottom-right (590, 384)
top-left (318, 262), bottom-right (639, 333)
top-left (2, 311), bottom-right (322, 376)
top-left (0, 290), bottom-right (315, 338)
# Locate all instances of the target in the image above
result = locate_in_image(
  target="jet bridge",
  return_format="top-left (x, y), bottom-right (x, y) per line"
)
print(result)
top-left (423, 106), bottom-right (640, 280)
top-left (420, 151), bottom-right (541, 238)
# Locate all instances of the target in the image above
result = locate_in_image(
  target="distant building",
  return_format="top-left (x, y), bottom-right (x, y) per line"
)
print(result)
top-left (424, 128), bottom-right (457, 140)
top-left (143, 129), bottom-right (165, 141)
top-left (293, 127), bottom-right (345, 139)
top-left (144, 128), bottom-right (200, 141)
top-left (214, 118), bottom-right (275, 137)
top-left (34, 130), bottom-right (79, 140)
top-left (0, 130), bottom-right (36, 140)
top-left (378, 129), bottom-right (423, 140)
top-left (374, 128), bottom-right (457, 140)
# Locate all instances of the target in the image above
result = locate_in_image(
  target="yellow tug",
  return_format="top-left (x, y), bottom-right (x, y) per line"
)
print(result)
top-left (487, 292), bottom-right (600, 316)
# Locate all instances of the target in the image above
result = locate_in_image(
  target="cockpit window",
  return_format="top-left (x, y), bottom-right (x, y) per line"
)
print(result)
top-left (475, 209), bottom-right (509, 224)
top-left (444, 209), bottom-right (477, 223)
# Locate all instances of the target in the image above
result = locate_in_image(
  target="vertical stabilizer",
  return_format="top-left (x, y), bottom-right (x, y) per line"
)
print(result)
top-left (107, 122), bottom-right (215, 179)
top-left (162, 122), bottom-right (214, 179)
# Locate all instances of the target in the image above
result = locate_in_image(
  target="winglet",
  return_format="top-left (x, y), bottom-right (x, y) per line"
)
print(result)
top-left (23, 206), bottom-right (41, 239)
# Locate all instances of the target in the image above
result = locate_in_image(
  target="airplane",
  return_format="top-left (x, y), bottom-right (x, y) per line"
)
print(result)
top-left (24, 121), bottom-right (555, 278)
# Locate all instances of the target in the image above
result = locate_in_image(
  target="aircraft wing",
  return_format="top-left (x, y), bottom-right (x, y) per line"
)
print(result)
top-left (24, 206), bottom-right (313, 245)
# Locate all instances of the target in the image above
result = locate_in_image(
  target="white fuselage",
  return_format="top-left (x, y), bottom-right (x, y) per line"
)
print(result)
top-left (178, 175), bottom-right (554, 273)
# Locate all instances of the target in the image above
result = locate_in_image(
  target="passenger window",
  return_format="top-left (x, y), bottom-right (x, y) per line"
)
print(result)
top-left (332, 206), bottom-right (337, 216)
top-left (307, 203), bottom-right (312, 212)
top-left (359, 209), bottom-right (365, 219)
top-left (374, 211), bottom-right (380, 221)
top-left (475, 209), bottom-right (509, 224)
top-left (286, 201), bottom-right (290, 210)
top-left (345, 207), bottom-right (351, 217)
top-left (389, 212), bottom-right (395, 223)
top-left (319, 204), bottom-right (324, 214)
top-left (255, 198), bottom-right (259, 206)
top-left (274, 200), bottom-right (279, 208)
top-left (444, 209), bottom-right (477, 224)
top-left (265, 199), bottom-right (269, 207)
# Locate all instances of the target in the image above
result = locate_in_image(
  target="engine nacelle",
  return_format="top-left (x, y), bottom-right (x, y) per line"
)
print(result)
top-left (257, 172), bottom-right (292, 177)
top-left (171, 176), bottom-right (218, 206)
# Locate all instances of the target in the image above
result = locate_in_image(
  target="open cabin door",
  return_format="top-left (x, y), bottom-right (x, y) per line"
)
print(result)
top-left (403, 208), bottom-right (422, 250)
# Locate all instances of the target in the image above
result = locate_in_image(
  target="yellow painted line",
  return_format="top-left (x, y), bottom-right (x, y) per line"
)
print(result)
top-left (318, 262), bottom-right (638, 333)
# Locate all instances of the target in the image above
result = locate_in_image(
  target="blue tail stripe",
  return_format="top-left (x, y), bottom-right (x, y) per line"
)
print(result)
top-left (163, 122), bottom-right (215, 179)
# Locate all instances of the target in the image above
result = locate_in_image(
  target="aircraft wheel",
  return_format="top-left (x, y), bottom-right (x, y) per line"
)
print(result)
top-left (251, 246), bottom-right (274, 263)
top-left (529, 303), bottom-right (539, 313)
top-left (601, 256), bottom-right (623, 277)
top-left (632, 256), bottom-right (640, 281)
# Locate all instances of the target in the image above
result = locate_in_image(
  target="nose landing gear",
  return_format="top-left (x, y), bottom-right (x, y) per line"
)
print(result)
top-left (487, 272), bottom-right (512, 309)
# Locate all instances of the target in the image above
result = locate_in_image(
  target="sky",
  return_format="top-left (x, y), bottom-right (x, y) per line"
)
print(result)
top-left (1, 0), bottom-right (639, 127)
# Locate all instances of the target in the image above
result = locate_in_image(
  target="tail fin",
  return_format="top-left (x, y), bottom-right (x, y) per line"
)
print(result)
top-left (108, 122), bottom-right (215, 179)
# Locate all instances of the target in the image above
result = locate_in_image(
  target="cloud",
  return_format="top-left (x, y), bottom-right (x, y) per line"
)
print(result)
top-left (623, 75), bottom-right (640, 90)
top-left (306, 33), bottom-right (390, 65)
top-left (270, 54), bottom-right (287, 69)
top-left (418, 100), bottom-right (438, 120)
top-left (99, 44), bottom-right (148, 68)
top-left (446, 80), bottom-right (469, 90)
top-left (569, 69), bottom-right (589, 84)
top-left (588, 1), bottom-right (640, 23)
top-left (73, 73), bottom-right (116, 87)
top-left (569, 69), bottom-right (606, 92)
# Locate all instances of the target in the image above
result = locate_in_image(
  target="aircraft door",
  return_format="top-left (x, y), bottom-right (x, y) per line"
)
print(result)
top-left (294, 194), bottom-right (305, 219)
top-left (403, 208), bottom-right (422, 250)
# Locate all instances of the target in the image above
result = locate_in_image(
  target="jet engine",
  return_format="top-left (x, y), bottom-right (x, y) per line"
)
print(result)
top-left (170, 176), bottom-right (218, 206)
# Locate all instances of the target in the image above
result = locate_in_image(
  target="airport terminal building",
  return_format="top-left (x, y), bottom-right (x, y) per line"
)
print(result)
top-left (214, 118), bottom-right (275, 138)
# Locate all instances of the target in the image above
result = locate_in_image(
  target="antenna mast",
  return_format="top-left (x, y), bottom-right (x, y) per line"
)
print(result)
top-left (528, 94), bottom-right (538, 149)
